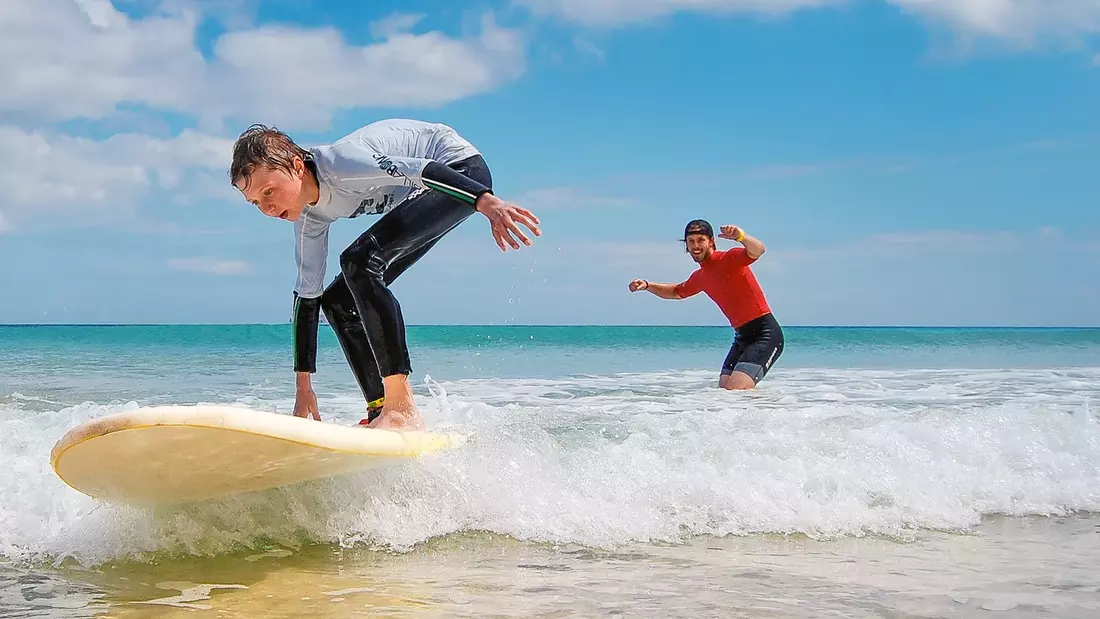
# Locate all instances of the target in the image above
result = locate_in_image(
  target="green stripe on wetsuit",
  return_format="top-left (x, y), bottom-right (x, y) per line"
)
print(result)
top-left (421, 161), bottom-right (491, 207)
top-left (292, 294), bottom-right (299, 365)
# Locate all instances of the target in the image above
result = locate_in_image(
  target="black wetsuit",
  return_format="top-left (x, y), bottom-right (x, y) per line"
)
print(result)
top-left (721, 312), bottom-right (784, 383)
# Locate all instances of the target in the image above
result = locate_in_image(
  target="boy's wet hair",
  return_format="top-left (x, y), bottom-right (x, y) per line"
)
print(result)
top-left (229, 124), bottom-right (310, 190)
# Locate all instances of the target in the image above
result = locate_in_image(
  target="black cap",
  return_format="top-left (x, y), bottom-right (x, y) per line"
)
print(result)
top-left (683, 219), bottom-right (714, 239)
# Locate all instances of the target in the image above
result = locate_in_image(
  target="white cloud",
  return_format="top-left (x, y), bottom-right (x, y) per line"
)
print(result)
top-left (857, 229), bottom-right (1020, 254)
top-left (775, 229), bottom-right (1020, 263)
top-left (588, 240), bottom-right (694, 270)
top-left (764, 226), bottom-right (1100, 271)
top-left (0, 0), bottom-right (206, 123)
top-left (168, 257), bottom-right (253, 275)
top-left (745, 163), bottom-right (836, 179)
top-left (202, 14), bottom-right (525, 131)
top-left (518, 0), bottom-right (1100, 47)
top-left (0, 126), bottom-right (234, 226)
top-left (573, 36), bottom-right (607, 61)
top-left (0, 0), bottom-right (526, 131)
top-left (851, 227), bottom-right (1099, 256)
top-left (889, 0), bottom-right (1100, 46)
top-left (1037, 225), bottom-right (1061, 239)
top-left (516, 0), bottom-right (843, 28)
top-left (512, 187), bottom-right (637, 211)
top-left (369, 12), bottom-right (427, 39)
top-left (0, 1), bottom-right (524, 231)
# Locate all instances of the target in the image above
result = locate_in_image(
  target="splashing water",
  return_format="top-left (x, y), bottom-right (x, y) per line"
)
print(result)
top-left (3, 360), bottom-right (1099, 569)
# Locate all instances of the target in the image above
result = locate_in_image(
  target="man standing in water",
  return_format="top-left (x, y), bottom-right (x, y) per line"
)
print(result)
top-left (628, 219), bottom-right (783, 390)
top-left (230, 119), bottom-right (541, 429)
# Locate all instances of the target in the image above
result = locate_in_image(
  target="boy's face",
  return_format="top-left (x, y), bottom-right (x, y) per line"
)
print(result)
top-left (235, 158), bottom-right (307, 222)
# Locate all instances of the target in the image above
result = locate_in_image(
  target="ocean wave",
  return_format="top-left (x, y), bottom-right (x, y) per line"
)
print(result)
top-left (1, 368), bottom-right (1098, 567)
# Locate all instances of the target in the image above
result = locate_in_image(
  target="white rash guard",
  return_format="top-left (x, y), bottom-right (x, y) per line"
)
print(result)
top-left (293, 118), bottom-right (482, 299)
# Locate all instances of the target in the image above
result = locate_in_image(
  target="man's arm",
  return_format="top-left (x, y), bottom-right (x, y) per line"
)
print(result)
top-left (629, 272), bottom-right (701, 300)
top-left (740, 232), bottom-right (765, 260)
top-left (718, 225), bottom-right (765, 260)
top-left (629, 280), bottom-right (680, 299)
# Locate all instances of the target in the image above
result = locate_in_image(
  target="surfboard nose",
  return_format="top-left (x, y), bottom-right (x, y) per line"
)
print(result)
top-left (50, 404), bottom-right (468, 506)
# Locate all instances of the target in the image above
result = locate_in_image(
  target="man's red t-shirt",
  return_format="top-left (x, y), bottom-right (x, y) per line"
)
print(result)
top-left (673, 248), bottom-right (771, 328)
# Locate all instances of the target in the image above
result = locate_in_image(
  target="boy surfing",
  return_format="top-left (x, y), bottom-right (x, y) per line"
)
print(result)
top-left (230, 119), bottom-right (541, 429)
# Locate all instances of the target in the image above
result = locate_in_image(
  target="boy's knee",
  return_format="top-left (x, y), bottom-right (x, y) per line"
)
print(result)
top-left (340, 238), bottom-right (386, 278)
top-left (338, 244), bottom-right (361, 274)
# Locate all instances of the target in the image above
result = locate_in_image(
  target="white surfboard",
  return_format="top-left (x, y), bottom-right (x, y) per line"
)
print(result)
top-left (50, 404), bottom-right (466, 506)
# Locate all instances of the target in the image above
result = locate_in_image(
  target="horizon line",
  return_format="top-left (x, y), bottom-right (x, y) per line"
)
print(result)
top-left (1, 323), bottom-right (1098, 329)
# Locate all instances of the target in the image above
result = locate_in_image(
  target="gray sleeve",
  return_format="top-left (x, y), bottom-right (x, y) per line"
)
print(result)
top-left (293, 213), bottom-right (330, 299)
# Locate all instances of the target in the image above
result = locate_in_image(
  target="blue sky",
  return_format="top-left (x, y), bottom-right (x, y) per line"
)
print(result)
top-left (0, 0), bottom-right (1097, 326)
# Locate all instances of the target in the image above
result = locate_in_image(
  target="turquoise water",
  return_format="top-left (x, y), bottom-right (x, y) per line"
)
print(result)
top-left (3, 324), bottom-right (1099, 410)
top-left (5, 324), bottom-right (1099, 389)
top-left (2, 325), bottom-right (1099, 617)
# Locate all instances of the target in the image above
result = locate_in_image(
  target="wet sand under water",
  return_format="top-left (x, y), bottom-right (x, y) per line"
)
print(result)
top-left (4, 514), bottom-right (1099, 619)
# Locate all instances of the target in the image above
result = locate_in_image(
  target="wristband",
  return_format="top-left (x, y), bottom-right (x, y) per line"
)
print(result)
top-left (735, 229), bottom-right (745, 242)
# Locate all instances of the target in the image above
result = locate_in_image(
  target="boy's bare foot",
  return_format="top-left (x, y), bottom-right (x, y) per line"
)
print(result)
top-left (361, 374), bottom-right (425, 430)
top-left (368, 408), bottom-right (425, 430)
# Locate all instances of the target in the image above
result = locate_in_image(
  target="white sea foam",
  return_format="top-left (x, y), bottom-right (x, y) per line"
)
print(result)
top-left (2, 367), bottom-right (1099, 567)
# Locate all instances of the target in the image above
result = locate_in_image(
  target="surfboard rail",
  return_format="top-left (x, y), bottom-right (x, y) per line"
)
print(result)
top-left (50, 404), bottom-right (466, 506)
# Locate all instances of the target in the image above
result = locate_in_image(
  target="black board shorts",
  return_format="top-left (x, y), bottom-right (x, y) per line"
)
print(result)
top-left (721, 312), bottom-right (784, 384)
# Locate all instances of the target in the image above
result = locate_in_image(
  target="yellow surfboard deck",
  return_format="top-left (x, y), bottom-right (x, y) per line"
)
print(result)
top-left (50, 404), bottom-right (466, 506)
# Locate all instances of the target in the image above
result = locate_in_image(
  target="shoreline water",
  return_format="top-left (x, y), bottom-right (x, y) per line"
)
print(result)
top-left (5, 514), bottom-right (1100, 618)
